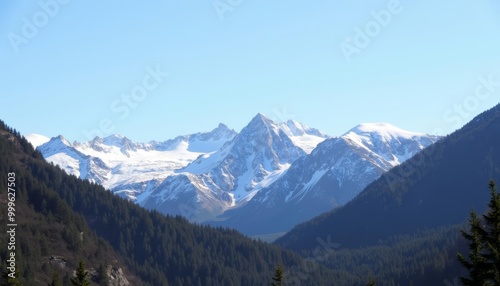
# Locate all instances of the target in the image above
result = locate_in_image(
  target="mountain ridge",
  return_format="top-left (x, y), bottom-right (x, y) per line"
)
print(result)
top-left (276, 103), bottom-right (500, 251)
top-left (29, 114), bottom-right (439, 235)
top-left (210, 121), bottom-right (439, 235)
top-left (35, 124), bottom-right (237, 200)
top-left (141, 113), bottom-right (327, 222)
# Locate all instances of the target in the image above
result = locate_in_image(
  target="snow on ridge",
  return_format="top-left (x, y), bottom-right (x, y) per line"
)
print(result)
top-left (281, 120), bottom-right (326, 137)
top-left (25, 133), bottom-right (51, 148)
top-left (35, 125), bottom-right (237, 201)
top-left (287, 134), bottom-right (327, 154)
top-left (32, 114), bottom-right (442, 231)
top-left (344, 122), bottom-right (428, 140)
top-left (279, 120), bottom-right (328, 154)
top-left (340, 122), bottom-right (441, 172)
top-left (144, 114), bottom-right (313, 218)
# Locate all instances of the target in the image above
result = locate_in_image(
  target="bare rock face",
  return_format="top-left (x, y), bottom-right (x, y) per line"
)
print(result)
top-left (47, 256), bottom-right (131, 286)
top-left (48, 255), bottom-right (67, 269)
top-left (88, 266), bottom-right (131, 286)
top-left (107, 267), bottom-right (130, 286)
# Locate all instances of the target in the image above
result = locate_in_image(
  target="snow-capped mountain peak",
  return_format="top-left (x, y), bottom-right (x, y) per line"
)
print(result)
top-left (31, 115), bottom-right (441, 236)
top-left (344, 122), bottom-right (427, 141)
top-left (279, 120), bottom-right (328, 154)
top-left (38, 135), bottom-right (73, 156)
top-left (142, 114), bottom-right (326, 221)
top-left (182, 123), bottom-right (237, 153)
top-left (245, 113), bottom-right (278, 133)
top-left (35, 135), bottom-right (109, 183)
top-left (25, 133), bottom-right (50, 148)
top-left (212, 123), bottom-right (441, 235)
top-left (74, 134), bottom-right (140, 157)
top-left (282, 119), bottom-right (306, 136)
top-left (101, 134), bottom-right (129, 146)
top-left (342, 122), bottom-right (440, 167)
top-left (281, 119), bottom-right (325, 137)
top-left (205, 123), bottom-right (233, 139)
top-left (35, 125), bottom-right (237, 200)
top-left (181, 114), bottom-right (306, 181)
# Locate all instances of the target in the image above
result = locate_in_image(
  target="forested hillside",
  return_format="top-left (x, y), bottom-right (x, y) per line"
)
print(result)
top-left (286, 225), bottom-right (467, 285)
top-left (0, 120), bottom-right (338, 285)
top-left (278, 104), bottom-right (500, 250)
top-left (0, 124), bottom-right (138, 285)
top-left (274, 105), bottom-right (500, 284)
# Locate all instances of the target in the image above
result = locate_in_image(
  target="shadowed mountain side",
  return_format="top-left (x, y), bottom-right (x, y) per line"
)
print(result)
top-left (276, 104), bottom-right (500, 251)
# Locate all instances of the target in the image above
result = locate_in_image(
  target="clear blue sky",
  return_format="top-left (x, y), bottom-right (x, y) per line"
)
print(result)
top-left (2, 0), bottom-right (500, 142)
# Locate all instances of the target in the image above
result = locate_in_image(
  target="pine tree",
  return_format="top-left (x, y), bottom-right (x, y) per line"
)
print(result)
top-left (271, 263), bottom-right (284, 286)
top-left (71, 261), bottom-right (91, 286)
top-left (458, 180), bottom-right (500, 285)
top-left (458, 210), bottom-right (490, 285)
top-left (481, 180), bottom-right (500, 284)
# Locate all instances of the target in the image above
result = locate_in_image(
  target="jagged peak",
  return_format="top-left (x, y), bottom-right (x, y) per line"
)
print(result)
top-left (215, 122), bottom-right (230, 130)
top-left (207, 123), bottom-right (236, 137)
top-left (280, 120), bottom-right (327, 138)
top-left (255, 112), bottom-right (268, 119)
top-left (285, 119), bottom-right (302, 127)
top-left (48, 135), bottom-right (72, 146)
top-left (251, 113), bottom-right (273, 124)
top-left (102, 134), bottom-right (131, 145)
top-left (104, 134), bottom-right (126, 140)
top-left (37, 135), bottom-right (75, 157)
top-left (245, 113), bottom-right (277, 131)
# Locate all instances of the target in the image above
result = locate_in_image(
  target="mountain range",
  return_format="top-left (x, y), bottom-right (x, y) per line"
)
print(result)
top-left (14, 104), bottom-right (500, 285)
top-left (0, 120), bottom-right (339, 285)
top-left (277, 103), bottom-right (500, 251)
top-left (214, 122), bottom-right (440, 235)
top-left (27, 114), bottom-right (439, 236)
top-left (31, 123), bottom-right (238, 200)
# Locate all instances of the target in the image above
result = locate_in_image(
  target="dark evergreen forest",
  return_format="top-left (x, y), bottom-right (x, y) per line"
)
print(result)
top-left (0, 120), bottom-right (337, 285)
